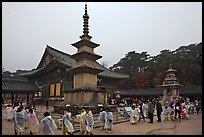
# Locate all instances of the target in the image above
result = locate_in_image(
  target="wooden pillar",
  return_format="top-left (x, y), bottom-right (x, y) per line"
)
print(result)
top-left (11, 94), bottom-right (14, 107)
top-left (27, 94), bottom-right (29, 105)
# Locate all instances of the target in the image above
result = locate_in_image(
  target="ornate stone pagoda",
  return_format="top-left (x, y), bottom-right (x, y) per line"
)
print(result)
top-left (63, 4), bottom-right (107, 107)
top-left (160, 64), bottom-right (183, 105)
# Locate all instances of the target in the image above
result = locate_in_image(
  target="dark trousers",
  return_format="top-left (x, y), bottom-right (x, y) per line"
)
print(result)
top-left (148, 113), bottom-right (153, 123)
top-left (157, 111), bottom-right (161, 122)
top-left (174, 110), bottom-right (181, 120)
top-left (139, 111), bottom-right (145, 122)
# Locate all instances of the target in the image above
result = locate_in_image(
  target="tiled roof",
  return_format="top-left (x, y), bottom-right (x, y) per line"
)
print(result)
top-left (117, 86), bottom-right (202, 96)
top-left (2, 75), bottom-right (40, 93)
top-left (20, 45), bottom-right (129, 79)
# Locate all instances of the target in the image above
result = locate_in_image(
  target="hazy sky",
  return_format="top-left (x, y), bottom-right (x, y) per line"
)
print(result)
top-left (2, 2), bottom-right (202, 72)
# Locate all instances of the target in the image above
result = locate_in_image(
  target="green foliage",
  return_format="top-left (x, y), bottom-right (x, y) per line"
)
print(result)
top-left (110, 42), bottom-right (202, 89)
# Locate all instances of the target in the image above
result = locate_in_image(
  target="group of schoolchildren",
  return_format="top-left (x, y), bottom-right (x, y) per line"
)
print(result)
top-left (3, 97), bottom-right (200, 135)
top-left (129, 98), bottom-right (197, 125)
top-left (4, 103), bottom-right (39, 135)
top-left (3, 101), bottom-right (114, 135)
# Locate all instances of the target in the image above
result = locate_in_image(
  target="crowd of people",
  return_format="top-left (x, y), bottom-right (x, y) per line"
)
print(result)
top-left (2, 97), bottom-right (202, 135)
top-left (128, 97), bottom-right (202, 125)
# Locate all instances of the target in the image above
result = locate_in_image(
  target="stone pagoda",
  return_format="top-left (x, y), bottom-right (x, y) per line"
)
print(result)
top-left (63, 4), bottom-right (107, 110)
top-left (160, 64), bottom-right (183, 105)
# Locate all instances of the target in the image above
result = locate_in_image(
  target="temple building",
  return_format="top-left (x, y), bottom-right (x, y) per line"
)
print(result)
top-left (19, 4), bottom-right (129, 105)
top-left (2, 75), bottom-right (40, 106)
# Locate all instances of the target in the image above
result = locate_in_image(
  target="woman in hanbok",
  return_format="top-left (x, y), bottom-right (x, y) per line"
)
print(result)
top-left (98, 108), bottom-right (107, 130)
top-left (62, 108), bottom-right (74, 135)
top-left (4, 104), bottom-right (14, 121)
top-left (13, 106), bottom-right (27, 135)
top-left (130, 106), bottom-right (137, 124)
top-left (26, 108), bottom-right (39, 135)
top-left (84, 110), bottom-right (94, 135)
top-left (105, 108), bottom-right (113, 134)
top-left (38, 112), bottom-right (57, 135)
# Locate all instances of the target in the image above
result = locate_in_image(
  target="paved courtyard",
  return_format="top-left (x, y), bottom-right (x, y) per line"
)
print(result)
top-left (2, 105), bottom-right (202, 135)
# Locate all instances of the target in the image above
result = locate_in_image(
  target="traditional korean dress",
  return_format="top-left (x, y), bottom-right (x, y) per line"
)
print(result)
top-left (39, 115), bottom-right (57, 135)
top-left (62, 112), bottom-right (74, 135)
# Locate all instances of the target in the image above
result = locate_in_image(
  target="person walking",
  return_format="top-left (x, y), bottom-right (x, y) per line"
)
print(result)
top-left (32, 98), bottom-right (37, 111)
top-left (156, 99), bottom-right (163, 122)
top-left (98, 107), bottom-right (107, 130)
top-left (84, 110), bottom-right (94, 135)
top-left (62, 108), bottom-right (74, 135)
top-left (26, 108), bottom-right (39, 135)
top-left (38, 112), bottom-right (57, 135)
top-left (12, 106), bottom-right (27, 135)
top-left (138, 101), bottom-right (145, 122)
top-left (105, 108), bottom-right (113, 134)
top-left (174, 100), bottom-right (182, 122)
top-left (79, 108), bottom-right (87, 134)
top-left (4, 104), bottom-right (14, 121)
top-left (130, 106), bottom-right (137, 124)
top-left (147, 99), bottom-right (154, 123)
top-left (45, 99), bottom-right (49, 109)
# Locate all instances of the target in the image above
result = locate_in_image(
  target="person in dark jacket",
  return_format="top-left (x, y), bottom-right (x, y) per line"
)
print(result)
top-left (147, 99), bottom-right (154, 123)
top-left (156, 99), bottom-right (163, 122)
top-left (138, 101), bottom-right (145, 122)
top-left (174, 100), bottom-right (182, 122)
top-left (45, 99), bottom-right (49, 109)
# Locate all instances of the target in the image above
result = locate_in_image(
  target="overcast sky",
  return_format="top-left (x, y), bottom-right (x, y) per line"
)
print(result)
top-left (2, 2), bottom-right (202, 72)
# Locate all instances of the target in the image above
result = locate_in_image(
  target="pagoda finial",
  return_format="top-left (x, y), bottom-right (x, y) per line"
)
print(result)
top-left (83, 3), bottom-right (89, 35)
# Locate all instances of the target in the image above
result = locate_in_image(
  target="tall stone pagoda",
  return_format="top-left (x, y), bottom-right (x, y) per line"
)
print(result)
top-left (160, 64), bottom-right (182, 105)
top-left (63, 4), bottom-right (107, 108)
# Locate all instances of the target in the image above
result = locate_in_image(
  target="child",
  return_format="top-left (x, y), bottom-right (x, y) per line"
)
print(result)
top-left (4, 104), bottom-right (14, 121)
top-left (135, 104), bottom-right (140, 123)
top-left (39, 112), bottom-right (57, 135)
top-left (105, 108), bottom-right (113, 134)
top-left (130, 106), bottom-right (137, 124)
top-left (13, 106), bottom-right (27, 135)
top-left (169, 105), bottom-right (175, 121)
top-left (84, 110), bottom-right (94, 135)
top-left (98, 108), bottom-right (107, 130)
top-left (163, 106), bottom-right (169, 121)
top-left (62, 108), bottom-right (74, 135)
top-left (182, 106), bottom-right (189, 120)
top-left (26, 108), bottom-right (39, 135)
top-left (79, 108), bottom-right (87, 134)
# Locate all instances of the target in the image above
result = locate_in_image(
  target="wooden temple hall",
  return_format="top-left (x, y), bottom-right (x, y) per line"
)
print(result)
top-left (17, 4), bottom-right (129, 105)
